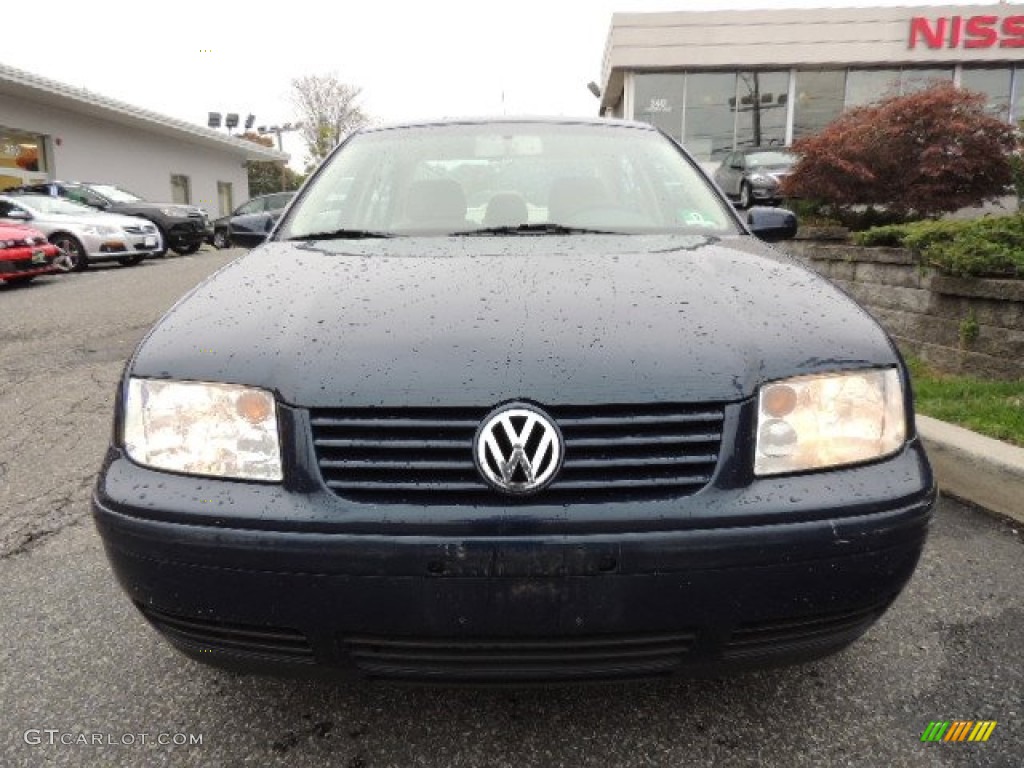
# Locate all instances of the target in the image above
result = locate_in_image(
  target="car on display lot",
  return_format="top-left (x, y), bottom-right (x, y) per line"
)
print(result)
top-left (8, 181), bottom-right (211, 256)
top-left (210, 191), bottom-right (295, 249)
top-left (0, 222), bottom-right (60, 285)
top-left (713, 147), bottom-right (797, 208)
top-left (93, 117), bottom-right (935, 684)
top-left (0, 194), bottom-right (163, 271)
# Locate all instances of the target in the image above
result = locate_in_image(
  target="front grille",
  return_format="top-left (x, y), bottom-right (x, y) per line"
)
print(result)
top-left (309, 403), bottom-right (724, 504)
top-left (722, 602), bottom-right (889, 661)
top-left (0, 256), bottom-right (54, 273)
top-left (137, 604), bottom-right (314, 663)
top-left (124, 224), bottom-right (156, 235)
top-left (342, 631), bottom-right (697, 681)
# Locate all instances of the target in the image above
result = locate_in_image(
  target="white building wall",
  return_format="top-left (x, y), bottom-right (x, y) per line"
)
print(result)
top-left (0, 93), bottom-right (249, 215)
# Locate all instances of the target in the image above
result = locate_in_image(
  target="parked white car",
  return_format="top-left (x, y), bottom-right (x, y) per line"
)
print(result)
top-left (0, 193), bottom-right (163, 270)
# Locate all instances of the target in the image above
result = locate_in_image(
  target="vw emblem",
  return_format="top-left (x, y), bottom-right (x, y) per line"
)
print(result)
top-left (475, 405), bottom-right (563, 495)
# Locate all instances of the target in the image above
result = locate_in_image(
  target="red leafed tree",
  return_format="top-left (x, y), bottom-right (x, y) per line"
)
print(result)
top-left (782, 82), bottom-right (1017, 218)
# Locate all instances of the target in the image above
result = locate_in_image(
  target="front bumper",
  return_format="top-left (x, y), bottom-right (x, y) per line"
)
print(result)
top-left (165, 217), bottom-right (212, 247)
top-left (750, 183), bottom-right (782, 203)
top-left (81, 231), bottom-right (162, 262)
top-left (93, 437), bottom-right (936, 682)
top-left (0, 245), bottom-right (59, 279)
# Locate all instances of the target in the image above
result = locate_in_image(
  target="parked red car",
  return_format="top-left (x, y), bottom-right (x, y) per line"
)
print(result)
top-left (0, 223), bottom-right (60, 284)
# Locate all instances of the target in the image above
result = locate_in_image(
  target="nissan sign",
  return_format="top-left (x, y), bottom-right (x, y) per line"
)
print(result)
top-left (909, 15), bottom-right (1024, 49)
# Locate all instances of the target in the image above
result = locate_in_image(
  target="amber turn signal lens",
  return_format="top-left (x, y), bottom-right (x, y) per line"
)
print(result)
top-left (762, 384), bottom-right (797, 417)
top-left (236, 391), bottom-right (273, 423)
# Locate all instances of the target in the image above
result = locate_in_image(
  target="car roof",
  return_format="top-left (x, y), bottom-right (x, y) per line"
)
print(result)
top-left (357, 116), bottom-right (658, 136)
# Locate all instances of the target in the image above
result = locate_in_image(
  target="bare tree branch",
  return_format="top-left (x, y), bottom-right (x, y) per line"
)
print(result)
top-left (291, 73), bottom-right (368, 168)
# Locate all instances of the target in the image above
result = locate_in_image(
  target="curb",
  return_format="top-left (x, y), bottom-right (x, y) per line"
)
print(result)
top-left (916, 415), bottom-right (1024, 526)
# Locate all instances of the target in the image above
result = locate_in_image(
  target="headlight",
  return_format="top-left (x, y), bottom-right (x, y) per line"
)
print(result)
top-left (82, 225), bottom-right (122, 236)
top-left (160, 206), bottom-right (189, 217)
top-left (123, 378), bottom-right (283, 481)
top-left (754, 368), bottom-right (906, 476)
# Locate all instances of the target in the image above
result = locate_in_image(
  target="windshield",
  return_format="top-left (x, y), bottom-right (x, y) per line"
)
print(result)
top-left (11, 195), bottom-right (99, 216)
top-left (87, 184), bottom-right (143, 203)
top-left (280, 122), bottom-right (739, 239)
top-left (746, 151), bottom-right (796, 169)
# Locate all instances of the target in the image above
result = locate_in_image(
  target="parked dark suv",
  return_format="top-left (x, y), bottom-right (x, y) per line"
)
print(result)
top-left (93, 118), bottom-right (935, 684)
top-left (10, 181), bottom-right (211, 255)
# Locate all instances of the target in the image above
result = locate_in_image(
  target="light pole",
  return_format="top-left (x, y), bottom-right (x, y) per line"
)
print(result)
top-left (208, 112), bottom-right (255, 135)
top-left (257, 123), bottom-right (303, 191)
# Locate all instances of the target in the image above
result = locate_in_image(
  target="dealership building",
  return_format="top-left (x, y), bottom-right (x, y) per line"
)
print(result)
top-left (0, 63), bottom-right (286, 216)
top-left (600, 4), bottom-right (1024, 163)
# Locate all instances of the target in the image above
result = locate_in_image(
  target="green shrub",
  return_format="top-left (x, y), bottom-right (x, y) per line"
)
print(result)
top-left (852, 216), bottom-right (1024, 278)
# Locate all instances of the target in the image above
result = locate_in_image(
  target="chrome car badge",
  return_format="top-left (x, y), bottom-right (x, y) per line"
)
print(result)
top-left (475, 405), bottom-right (563, 494)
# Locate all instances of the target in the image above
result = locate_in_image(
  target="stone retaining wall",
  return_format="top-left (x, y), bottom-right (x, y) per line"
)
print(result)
top-left (783, 240), bottom-right (1024, 380)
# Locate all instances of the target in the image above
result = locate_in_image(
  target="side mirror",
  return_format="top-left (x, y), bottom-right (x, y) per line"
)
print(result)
top-left (747, 206), bottom-right (797, 242)
top-left (6, 209), bottom-right (31, 221)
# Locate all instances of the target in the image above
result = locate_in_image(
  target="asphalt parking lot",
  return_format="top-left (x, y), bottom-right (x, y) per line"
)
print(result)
top-left (1, 251), bottom-right (1022, 767)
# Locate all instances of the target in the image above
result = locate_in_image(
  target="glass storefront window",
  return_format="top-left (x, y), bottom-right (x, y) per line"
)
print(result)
top-left (630, 65), bottom-right (1014, 161)
top-left (901, 68), bottom-right (953, 94)
top-left (793, 70), bottom-right (846, 140)
top-left (734, 71), bottom-right (789, 150)
top-left (845, 69), bottom-right (902, 108)
top-left (633, 73), bottom-right (686, 142)
top-left (847, 68), bottom-right (953, 109)
top-left (684, 72), bottom-right (737, 162)
top-left (0, 128), bottom-right (48, 191)
top-left (961, 67), bottom-right (1012, 121)
top-left (1015, 67), bottom-right (1024, 125)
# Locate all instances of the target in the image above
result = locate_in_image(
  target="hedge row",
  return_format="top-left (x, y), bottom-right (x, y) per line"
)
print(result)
top-left (851, 216), bottom-right (1024, 278)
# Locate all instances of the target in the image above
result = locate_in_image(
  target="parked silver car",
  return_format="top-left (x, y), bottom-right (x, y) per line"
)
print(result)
top-left (713, 148), bottom-right (797, 209)
top-left (0, 193), bottom-right (163, 270)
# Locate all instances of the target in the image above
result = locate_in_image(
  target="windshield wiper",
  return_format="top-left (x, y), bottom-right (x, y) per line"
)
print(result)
top-left (454, 223), bottom-right (620, 236)
top-left (285, 228), bottom-right (394, 241)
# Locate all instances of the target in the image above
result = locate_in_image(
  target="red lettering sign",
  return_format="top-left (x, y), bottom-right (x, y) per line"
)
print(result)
top-left (909, 17), bottom-right (945, 48)
top-left (965, 16), bottom-right (998, 49)
top-left (909, 15), bottom-right (1024, 49)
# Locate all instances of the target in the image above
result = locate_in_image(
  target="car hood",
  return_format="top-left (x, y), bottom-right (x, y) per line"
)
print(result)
top-left (0, 223), bottom-right (43, 239)
top-left (32, 211), bottom-right (159, 229)
top-left (111, 201), bottom-right (202, 215)
top-left (130, 235), bottom-right (897, 407)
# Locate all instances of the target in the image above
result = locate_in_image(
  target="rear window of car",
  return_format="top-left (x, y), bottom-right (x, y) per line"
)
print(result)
top-left (745, 151), bottom-right (796, 168)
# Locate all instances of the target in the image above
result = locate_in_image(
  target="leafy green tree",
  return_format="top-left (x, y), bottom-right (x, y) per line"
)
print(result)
top-left (782, 82), bottom-right (1016, 219)
top-left (239, 132), bottom-right (305, 197)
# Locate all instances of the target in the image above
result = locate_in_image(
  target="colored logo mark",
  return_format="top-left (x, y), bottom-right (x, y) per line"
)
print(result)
top-left (921, 721), bottom-right (997, 742)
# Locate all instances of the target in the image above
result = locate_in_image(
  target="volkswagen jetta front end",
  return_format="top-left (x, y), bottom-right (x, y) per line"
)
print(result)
top-left (93, 119), bottom-right (935, 683)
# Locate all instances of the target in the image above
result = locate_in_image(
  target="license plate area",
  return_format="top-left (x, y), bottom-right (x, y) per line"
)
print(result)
top-left (425, 541), bottom-right (620, 577)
